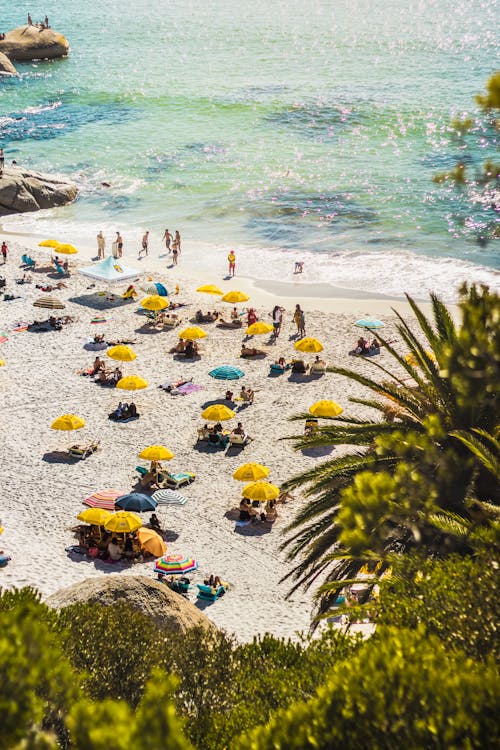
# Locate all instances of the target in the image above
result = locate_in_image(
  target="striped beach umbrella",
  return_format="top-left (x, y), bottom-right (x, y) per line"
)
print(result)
top-left (152, 489), bottom-right (187, 506)
top-left (33, 296), bottom-right (65, 310)
top-left (154, 554), bottom-right (198, 576)
top-left (83, 488), bottom-right (128, 510)
top-left (209, 365), bottom-right (244, 380)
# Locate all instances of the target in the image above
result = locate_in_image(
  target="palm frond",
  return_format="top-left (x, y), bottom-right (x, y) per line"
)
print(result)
top-left (451, 429), bottom-right (500, 480)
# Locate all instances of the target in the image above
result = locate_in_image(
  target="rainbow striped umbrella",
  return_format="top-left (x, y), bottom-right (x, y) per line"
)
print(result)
top-left (154, 554), bottom-right (198, 576)
top-left (83, 488), bottom-right (128, 510)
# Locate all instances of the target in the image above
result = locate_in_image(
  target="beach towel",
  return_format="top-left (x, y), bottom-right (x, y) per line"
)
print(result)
top-left (12, 323), bottom-right (29, 332)
top-left (90, 316), bottom-right (109, 324)
top-left (0, 333), bottom-right (8, 344)
top-left (177, 382), bottom-right (204, 395)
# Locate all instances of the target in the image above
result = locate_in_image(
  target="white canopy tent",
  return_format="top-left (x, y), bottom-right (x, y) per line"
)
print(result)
top-left (79, 256), bottom-right (142, 284)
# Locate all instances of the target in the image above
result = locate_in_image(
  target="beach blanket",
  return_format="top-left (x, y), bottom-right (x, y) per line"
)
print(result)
top-left (177, 382), bottom-right (204, 395)
top-left (90, 316), bottom-right (109, 324)
top-left (0, 333), bottom-right (8, 344)
top-left (12, 323), bottom-right (29, 332)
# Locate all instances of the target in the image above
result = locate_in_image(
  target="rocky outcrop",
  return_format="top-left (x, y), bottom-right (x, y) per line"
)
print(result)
top-left (0, 25), bottom-right (69, 62)
top-left (0, 165), bottom-right (78, 216)
top-left (46, 575), bottom-right (217, 635)
top-left (0, 51), bottom-right (17, 76)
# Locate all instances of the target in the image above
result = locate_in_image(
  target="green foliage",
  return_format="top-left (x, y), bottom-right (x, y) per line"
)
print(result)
top-left (282, 285), bottom-right (500, 614)
top-left (475, 70), bottom-right (500, 109)
top-left (374, 553), bottom-right (500, 662)
top-left (58, 601), bottom-right (165, 706)
top-left (236, 627), bottom-right (500, 750)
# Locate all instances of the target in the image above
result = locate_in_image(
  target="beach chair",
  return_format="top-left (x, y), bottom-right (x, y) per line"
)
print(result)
top-left (229, 433), bottom-right (250, 447)
top-left (161, 471), bottom-right (195, 489)
top-left (309, 362), bottom-right (327, 375)
top-left (54, 260), bottom-right (69, 277)
top-left (21, 254), bottom-right (36, 268)
top-left (68, 440), bottom-right (100, 459)
top-left (196, 582), bottom-right (228, 602)
top-left (162, 316), bottom-right (182, 329)
top-left (269, 362), bottom-right (290, 374)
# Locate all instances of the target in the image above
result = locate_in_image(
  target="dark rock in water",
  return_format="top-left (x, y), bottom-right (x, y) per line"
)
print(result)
top-left (0, 165), bottom-right (77, 216)
top-left (0, 51), bottom-right (17, 76)
top-left (0, 25), bottom-right (69, 61)
top-left (101, 181), bottom-right (111, 187)
top-left (46, 575), bottom-right (217, 635)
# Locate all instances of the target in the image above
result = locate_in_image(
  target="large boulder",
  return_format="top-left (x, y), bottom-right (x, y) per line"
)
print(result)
top-left (0, 165), bottom-right (78, 216)
top-left (0, 25), bottom-right (69, 61)
top-left (0, 51), bottom-right (17, 75)
top-left (46, 575), bottom-right (217, 635)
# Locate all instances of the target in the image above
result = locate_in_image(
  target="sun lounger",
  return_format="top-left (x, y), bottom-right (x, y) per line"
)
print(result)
top-left (161, 471), bottom-right (195, 489)
top-left (309, 362), bottom-right (327, 374)
top-left (196, 582), bottom-right (228, 602)
top-left (21, 254), bottom-right (36, 268)
top-left (229, 433), bottom-right (250, 447)
top-left (269, 362), bottom-right (291, 374)
top-left (68, 440), bottom-right (100, 459)
top-left (162, 317), bottom-right (182, 328)
top-left (54, 260), bottom-right (70, 277)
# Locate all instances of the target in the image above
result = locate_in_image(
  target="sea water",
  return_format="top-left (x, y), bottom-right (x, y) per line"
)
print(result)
top-left (1, 0), bottom-right (499, 299)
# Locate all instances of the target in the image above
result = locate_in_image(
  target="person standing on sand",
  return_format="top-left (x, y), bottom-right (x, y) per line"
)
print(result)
top-left (228, 250), bottom-right (236, 277)
top-left (0, 148), bottom-right (4, 178)
top-left (96, 231), bottom-right (105, 259)
top-left (174, 230), bottom-right (181, 252)
top-left (140, 231), bottom-right (149, 258)
top-left (172, 240), bottom-right (179, 265)
top-left (294, 304), bottom-right (305, 338)
top-left (116, 231), bottom-right (123, 258)
top-left (1, 240), bottom-right (7, 264)
top-left (162, 228), bottom-right (173, 252)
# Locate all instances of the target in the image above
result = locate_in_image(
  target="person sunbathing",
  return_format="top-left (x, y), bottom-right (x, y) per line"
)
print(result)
top-left (241, 344), bottom-right (265, 358)
top-left (184, 340), bottom-right (199, 357)
top-left (239, 385), bottom-right (254, 403)
top-left (355, 337), bottom-right (370, 355)
top-left (92, 356), bottom-right (104, 375)
top-left (172, 339), bottom-right (186, 353)
top-left (217, 317), bottom-right (243, 328)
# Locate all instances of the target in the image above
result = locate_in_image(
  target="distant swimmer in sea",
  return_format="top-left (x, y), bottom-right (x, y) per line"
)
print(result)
top-left (294, 261), bottom-right (304, 274)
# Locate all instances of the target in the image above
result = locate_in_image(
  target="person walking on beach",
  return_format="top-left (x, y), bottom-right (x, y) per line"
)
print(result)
top-left (174, 230), bottom-right (181, 251)
top-left (116, 231), bottom-right (123, 258)
top-left (1, 241), bottom-right (7, 264)
top-left (271, 305), bottom-right (283, 337)
top-left (228, 250), bottom-right (236, 277)
top-left (172, 238), bottom-right (179, 265)
top-left (162, 228), bottom-right (173, 252)
top-left (0, 148), bottom-right (4, 178)
top-left (140, 231), bottom-right (149, 258)
top-left (96, 230), bottom-right (105, 259)
top-left (294, 304), bottom-right (305, 338)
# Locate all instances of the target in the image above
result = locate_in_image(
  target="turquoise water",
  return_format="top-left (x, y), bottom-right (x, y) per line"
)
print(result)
top-left (1, 0), bottom-right (499, 297)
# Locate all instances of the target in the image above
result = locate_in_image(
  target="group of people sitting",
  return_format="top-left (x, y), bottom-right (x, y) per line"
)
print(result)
top-left (225, 385), bottom-right (255, 404)
top-left (75, 526), bottom-right (145, 562)
top-left (195, 310), bottom-right (219, 323)
top-left (239, 498), bottom-right (278, 523)
top-left (149, 311), bottom-right (181, 327)
top-left (91, 356), bottom-right (123, 386)
top-left (352, 337), bottom-right (381, 356)
top-left (28, 315), bottom-right (73, 331)
top-left (35, 281), bottom-right (67, 292)
top-left (108, 401), bottom-right (139, 421)
top-left (198, 420), bottom-right (252, 447)
top-left (171, 339), bottom-right (200, 357)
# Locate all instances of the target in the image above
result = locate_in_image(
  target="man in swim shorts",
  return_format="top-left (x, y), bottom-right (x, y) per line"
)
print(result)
top-left (228, 251), bottom-right (236, 277)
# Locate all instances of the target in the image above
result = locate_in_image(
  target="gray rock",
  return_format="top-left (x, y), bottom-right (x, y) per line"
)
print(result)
top-left (0, 25), bottom-right (69, 62)
top-left (0, 165), bottom-right (78, 216)
top-left (0, 51), bottom-right (17, 75)
top-left (46, 575), bottom-right (217, 635)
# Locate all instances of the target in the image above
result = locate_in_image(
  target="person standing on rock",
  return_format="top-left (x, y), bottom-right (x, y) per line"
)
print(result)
top-left (1, 241), bottom-right (7, 264)
top-left (162, 228), bottom-right (173, 253)
top-left (96, 230), bottom-right (105, 259)
top-left (0, 148), bottom-right (4, 177)
top-left (27, 14), bottom-right (33, 26)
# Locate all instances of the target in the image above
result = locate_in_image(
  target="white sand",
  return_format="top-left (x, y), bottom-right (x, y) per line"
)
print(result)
top-left (0, 234), bottom-right (423, 640)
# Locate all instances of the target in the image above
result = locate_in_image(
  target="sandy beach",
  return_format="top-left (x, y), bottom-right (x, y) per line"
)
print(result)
top-left (0, 232), bottom-right (437, 640)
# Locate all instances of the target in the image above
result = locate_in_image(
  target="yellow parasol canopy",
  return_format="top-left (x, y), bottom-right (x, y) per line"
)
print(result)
top-left (309, 400), bottom-right (343, 418)
top-left (104, 511), bottom-right (142, 534)
top-left (405, 351), bottom-right (436, 367)
top-left (56, 243), bottom-right (78, 255)
top-left (242, 481), bottom-right (280, 502)
top-left (38, 239), bottom-right (60, 248)
top-left (232, 463), bottom-right (270, 482)
top-left (141, 295), bottom-right (169, 311)
top-left (138, 445), bottom-right (174, 461)
top-left (178, 326), bottom-right (207, 340)
top-left (116, 375), bottom-right (148, 391)
top-left (246, 321), bottom-right (274, 336)
top-left (221, 290), bottom-right (250, 303)
top-left (294, 337), bottom-right (324, 353)
top-left (106, 344), bottom-right (137, 362)
top-left (0, 360), bottom-right (5, 367)
top-left (136, 527), bottom-right (167, 557)
top-left (51, 414), bottom-right (86, 431)
top-left (201, 404), bottom-right (235, 421)
top-left (77, 508), bottom-right (112, 526)
top-left (196, 284), bottom-right (223, 295)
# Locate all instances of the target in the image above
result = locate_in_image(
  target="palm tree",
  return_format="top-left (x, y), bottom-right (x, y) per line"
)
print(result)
top-left (281, 285), bottom-right (499, 615)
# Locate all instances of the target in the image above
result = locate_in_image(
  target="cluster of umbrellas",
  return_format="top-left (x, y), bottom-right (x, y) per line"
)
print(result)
top-left (38, 239), bottom-right (79, 255)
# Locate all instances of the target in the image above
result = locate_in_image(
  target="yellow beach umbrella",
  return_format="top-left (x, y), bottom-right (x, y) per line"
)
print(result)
top-left (309, 400), bottom-right (343, 418)
top-left (138, 445), bottom-right (174, 461)
top-left (242, 481), bottom-right (280, 502)
top-left (104, 511), bottom-right (142, 534)
top-left (116, 375), bottom-right (148, 391)
top-left (51, 414), bottom-right (86, 431)
top-left (56, 243), bottom-right (78, 255)
top-left (197, 284), bottom-right (223, 295)
top-left (294, 337), bottom-right (324, 353)
top-left (178, 326), bottom-right (207, 340)
top-left (246, 321), bottom-right (274, 336)
top-left (136, 527), bottom-right (167, 557)
top-left (233, 463), bottom-right (270, 482)
top-left (0, 360), bottom-right (5, 367)
top-left (77, 508), bottom-right (112, 526)
top-left (107, 344), bottom-right (137, 362)
top-left (221, 290), bottom-right (250, 304)
top-left (201, 404), bottom-right (235, 421)
top-left (141, 295), bottom-right (169, 311)
top-left (38, 239), bottom-right (60, 248)
top-left (405, 351), bottom-right (436, 367)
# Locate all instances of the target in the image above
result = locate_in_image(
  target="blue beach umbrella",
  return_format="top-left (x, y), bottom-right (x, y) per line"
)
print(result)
top-left (209, 365), bottom-right (245, 380)
top-left (115, 492), bottom-right (157, 512)
top-left (142, 282), bottom-right (168, 296)
top-left (355, 319), bottom-right (385, 329)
